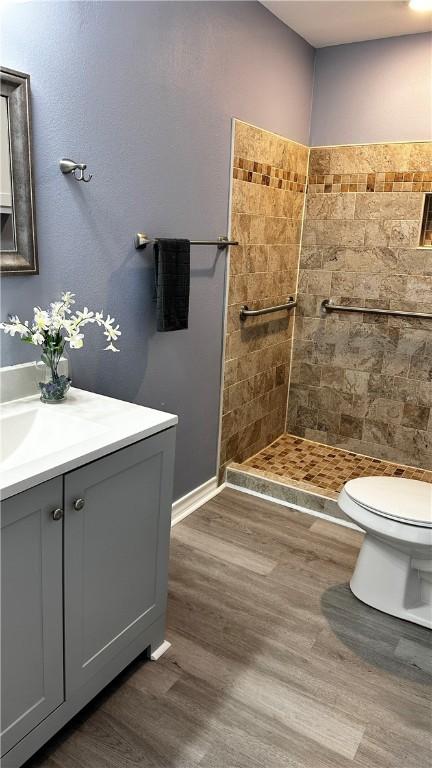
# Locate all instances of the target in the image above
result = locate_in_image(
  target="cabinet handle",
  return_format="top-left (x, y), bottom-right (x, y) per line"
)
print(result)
top-left (73, 498), bottom-right (85, 511)
top-left (52, 508), bottom-right (64, 521)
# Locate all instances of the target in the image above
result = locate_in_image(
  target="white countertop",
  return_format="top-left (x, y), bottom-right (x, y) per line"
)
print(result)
top-left (0, 388), bottom-right (177, 500)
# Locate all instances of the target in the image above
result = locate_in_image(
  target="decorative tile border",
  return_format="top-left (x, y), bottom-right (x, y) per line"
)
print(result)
top-left (233, 156), bottom-right (306, 192)
top-left (308, 171), bottom-right (432, 194)
top-left (234, 161), bottom-right (432, 194)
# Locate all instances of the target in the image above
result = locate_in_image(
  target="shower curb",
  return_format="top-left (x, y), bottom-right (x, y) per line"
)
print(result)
top-left (226, 465), bottom-right (354, 527)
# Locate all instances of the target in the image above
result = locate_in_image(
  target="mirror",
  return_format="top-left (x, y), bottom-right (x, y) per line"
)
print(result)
top-left (0, 68), bottom-right (38, 274)
top-left (1, 95), bottom-right (15, 250)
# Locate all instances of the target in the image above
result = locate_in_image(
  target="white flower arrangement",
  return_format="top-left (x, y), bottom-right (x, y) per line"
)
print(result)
top-left (0, 292), bottom-right (121, 402)
top-left (0, 291), bottom-right (121, 352)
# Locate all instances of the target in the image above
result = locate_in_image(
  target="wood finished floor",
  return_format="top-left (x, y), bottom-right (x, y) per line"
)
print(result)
top-left (29, 488), bottom-right (432, 768)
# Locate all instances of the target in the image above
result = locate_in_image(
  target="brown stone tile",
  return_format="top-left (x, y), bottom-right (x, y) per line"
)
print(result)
top-left (306, 192), bottom-right (356, 220)
top-left (302, 220), bottom-right (366, 247)
top-left (223, 358), bottom-right (238, 389)
top-left (329, 145), bottom-right (359, 174)
top-left (275, 363), bottom-right (289, 387)
top-left (354, 192), bottom-right (423, 220)
top-left (340, 414), bottom-right (363, 439)
top-left (402, 403), bottom-right (430, 430)
top-left (305, 269), bottom-right (332, 296)
top-left (409, 143), bottom-right (432, 171)
top-left (298, 361), bottom-right (321, 387)
top-left (231, 213), bottom-right (252, 243)
top-left (316, 410), bottom-right (340, 433)
top-left (243, 244), bottom-right (269, 273)
top-left (322, 245), bottom-right (397, 273)
top-left (286, 219), bottom-right (302, 244)
top-left (263, 217), bottom-right (287, 245)
top-left (418, 382), bottom-right (432, 407)
top-left (309, 148), bottom-right (331, 175)
top-left (249, 214), bottom-right (267, 244)
top-left (296, 406), bottom-right (318, 429)
top-left (366, 397), bottom-right (403, 424)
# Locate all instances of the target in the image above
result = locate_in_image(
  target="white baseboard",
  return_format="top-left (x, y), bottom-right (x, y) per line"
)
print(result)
top-left (150, 640), bottom-right (171, 661)
top-left (226, 481), bottom-right (362, 532)
top-left (171, 477), bottom-right (225, 527)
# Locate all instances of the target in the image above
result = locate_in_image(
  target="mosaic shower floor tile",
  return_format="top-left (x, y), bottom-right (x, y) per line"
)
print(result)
top-left (241, 433), bottom-right (432, 496)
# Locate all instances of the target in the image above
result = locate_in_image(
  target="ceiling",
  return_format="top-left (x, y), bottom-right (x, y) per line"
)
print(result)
top-left (260, 1), bottom-right (432, 47)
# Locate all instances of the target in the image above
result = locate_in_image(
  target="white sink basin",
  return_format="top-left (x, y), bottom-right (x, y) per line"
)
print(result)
top-left (0, 407), bottom-right (108, 470)
top-left (0, 387), bottom-right (177, 500)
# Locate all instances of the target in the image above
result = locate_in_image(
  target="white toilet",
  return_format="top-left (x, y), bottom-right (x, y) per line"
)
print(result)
top-left (338, 476), bottom-right (432, 629)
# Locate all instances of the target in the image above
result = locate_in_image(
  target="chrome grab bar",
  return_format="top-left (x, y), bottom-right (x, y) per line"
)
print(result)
top-left (240, 297), bottom-right (297, 321)
top-left (321, 299), bottom-right (432, 320)
top-left (134, 233), bottom-right (238, 250)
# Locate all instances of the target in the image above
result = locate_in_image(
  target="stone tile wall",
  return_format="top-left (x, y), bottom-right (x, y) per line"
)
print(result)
top-left (288, 142), bottom-right (432, 469)
top-left (219, 120), bottom-right (308, 477)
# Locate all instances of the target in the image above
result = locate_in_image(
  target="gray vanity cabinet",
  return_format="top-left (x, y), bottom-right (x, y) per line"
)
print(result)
top-left (64, 433), bottom-right (174, 692)
top-left (1, 477), bottom-right (64, 756)
top-left (1, 426), bottom-right (176, 768)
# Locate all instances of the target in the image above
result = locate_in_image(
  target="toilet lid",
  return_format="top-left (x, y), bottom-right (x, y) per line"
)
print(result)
top-left (344, 477), bottom-right (432, 527)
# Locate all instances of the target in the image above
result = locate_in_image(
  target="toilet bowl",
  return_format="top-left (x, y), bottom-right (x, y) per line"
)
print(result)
top-left (338, 476), bottom-right (432, 629)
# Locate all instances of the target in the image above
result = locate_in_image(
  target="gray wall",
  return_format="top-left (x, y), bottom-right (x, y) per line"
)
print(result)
top-left (311, 32), bottom-right (432, 146)
top-left (0, 1), bottom-right (314, 500)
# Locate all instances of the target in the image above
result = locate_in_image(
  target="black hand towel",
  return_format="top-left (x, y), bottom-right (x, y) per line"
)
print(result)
top-left (154, 238), bottom-right (190, 332)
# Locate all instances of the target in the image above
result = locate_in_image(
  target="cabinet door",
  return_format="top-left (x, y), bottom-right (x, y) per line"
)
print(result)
top-left (1, 478), bottom-right (64, 757)
top-left (64, 430), bottom-right (175, 693)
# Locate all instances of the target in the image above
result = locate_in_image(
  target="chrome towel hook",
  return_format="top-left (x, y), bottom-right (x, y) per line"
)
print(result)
top-left (59, 158), bottom-right (92, 182)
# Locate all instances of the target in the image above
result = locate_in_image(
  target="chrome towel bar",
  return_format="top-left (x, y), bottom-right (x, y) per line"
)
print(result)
top-left (134, 233), bottom-right (238, 250)
top-left (321, 299), bottom-right (432, 320)
top-left (240, 297), bottom-right (297, 321)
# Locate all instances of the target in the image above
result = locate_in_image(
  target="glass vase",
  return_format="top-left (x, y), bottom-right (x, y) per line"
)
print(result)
top-left (38, 342), bottom-right (71, 403)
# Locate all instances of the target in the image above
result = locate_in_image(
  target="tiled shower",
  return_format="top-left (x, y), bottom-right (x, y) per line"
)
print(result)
top-left (221, 121), bottom-right (309, 472)
top-left (220, 120), bottom-right (432, 498)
